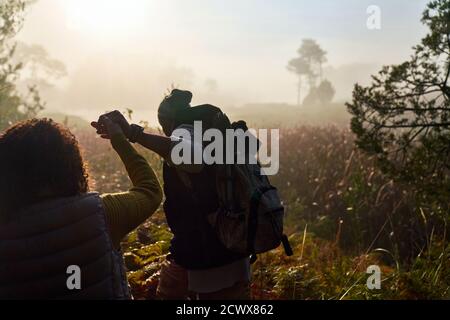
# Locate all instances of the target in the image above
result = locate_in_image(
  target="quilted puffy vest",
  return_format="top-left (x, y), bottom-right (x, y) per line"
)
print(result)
top-left (0, 193), bottom-right (130, 300)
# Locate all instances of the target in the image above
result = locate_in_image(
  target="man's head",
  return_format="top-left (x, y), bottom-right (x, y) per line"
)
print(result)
top-left (0, 118), bottom-right (89, 223)
top-left (158, 89), bottom-right (193, 136)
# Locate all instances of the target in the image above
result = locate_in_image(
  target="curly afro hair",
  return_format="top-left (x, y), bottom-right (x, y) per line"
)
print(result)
top-left (0, 118), bottom-right (89, 223)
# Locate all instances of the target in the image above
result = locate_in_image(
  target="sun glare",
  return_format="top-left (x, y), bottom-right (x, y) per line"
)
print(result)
top-left (65, 0), bottom-right (152, 36)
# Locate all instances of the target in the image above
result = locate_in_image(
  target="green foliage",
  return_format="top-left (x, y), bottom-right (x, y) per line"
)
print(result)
top-left (0, 0), bottom-right (44, 131)
top-left (253, 232), bottom-right (450, 300)
top-left (120, 216), bottom-right (172, 299)
top-left (347, 0), bottom-right (450, 204)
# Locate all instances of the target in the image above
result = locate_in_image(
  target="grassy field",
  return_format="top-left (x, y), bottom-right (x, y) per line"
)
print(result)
top-left (73, 123), bottom-right (450, 300)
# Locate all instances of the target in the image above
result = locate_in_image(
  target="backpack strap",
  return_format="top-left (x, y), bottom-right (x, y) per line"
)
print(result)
top-left (247, 189), bottom-right (262, 258)
top-left (247, 186), bottom-right (276, 257)
top-left (281, 235), bottom-right (294, 257)
top-left (225, 165), bottom-right (235, 214)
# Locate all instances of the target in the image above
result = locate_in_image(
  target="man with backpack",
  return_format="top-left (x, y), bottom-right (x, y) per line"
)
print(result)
top-left (93, 89), bottom-right (291, 300)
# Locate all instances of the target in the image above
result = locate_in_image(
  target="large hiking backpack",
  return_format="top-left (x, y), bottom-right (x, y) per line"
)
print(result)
top-left (209, 163), bottom-right (293, 259)
top-left (176, 105), bottom-right (293, 260)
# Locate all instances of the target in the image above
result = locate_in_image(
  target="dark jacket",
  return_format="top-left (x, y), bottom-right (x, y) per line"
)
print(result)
top-left (163, 161), bottom-right (246, 270)
top-left (0, 193), bottom-right (130, 300)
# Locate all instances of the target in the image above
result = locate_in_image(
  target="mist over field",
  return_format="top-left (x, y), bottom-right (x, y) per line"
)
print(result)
top-left (15, 0), bottom-right (428, 126)
top-left (1, 0), bottom-right (449, 301)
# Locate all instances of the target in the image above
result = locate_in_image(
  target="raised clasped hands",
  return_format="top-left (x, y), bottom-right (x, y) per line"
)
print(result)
top-left (91, 110), bottom-right (131, 140)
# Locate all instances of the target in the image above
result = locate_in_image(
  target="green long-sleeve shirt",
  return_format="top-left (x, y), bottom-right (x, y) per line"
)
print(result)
top-left (101, 133), bottom-right (163, 248)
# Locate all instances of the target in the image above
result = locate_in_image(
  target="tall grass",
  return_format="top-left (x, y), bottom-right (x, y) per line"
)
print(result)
top-left (74, 124), bottom-right (449, 299)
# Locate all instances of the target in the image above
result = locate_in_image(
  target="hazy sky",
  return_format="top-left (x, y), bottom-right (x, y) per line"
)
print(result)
top-left (16, 0), bottom-right (429, 123)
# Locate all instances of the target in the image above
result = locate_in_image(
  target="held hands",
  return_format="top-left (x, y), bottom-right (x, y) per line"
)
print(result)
top-left (91, 110), bottom-right (131, 140)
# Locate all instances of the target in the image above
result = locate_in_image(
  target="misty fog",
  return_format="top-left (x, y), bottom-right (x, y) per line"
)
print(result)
top-left (15, 0), bottom-right (428, 125)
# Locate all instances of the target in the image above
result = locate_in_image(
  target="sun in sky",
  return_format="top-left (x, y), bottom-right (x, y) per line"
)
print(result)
top-left (64, 0), bottom-right (156, 36)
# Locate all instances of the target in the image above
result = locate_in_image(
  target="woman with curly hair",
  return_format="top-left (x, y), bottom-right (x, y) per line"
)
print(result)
top-left (0, 116), bottom-right (162, 300)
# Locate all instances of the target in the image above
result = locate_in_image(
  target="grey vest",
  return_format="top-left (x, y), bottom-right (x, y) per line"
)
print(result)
top-left (0, 193), bottom-right (131, 300)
